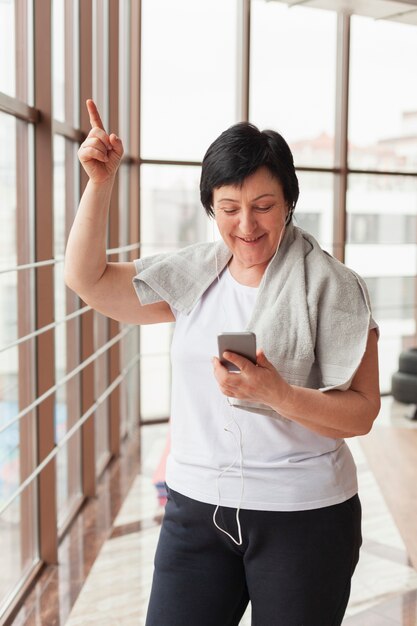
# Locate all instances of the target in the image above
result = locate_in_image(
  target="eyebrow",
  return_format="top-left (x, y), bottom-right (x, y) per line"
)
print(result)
top-left (217, 193), bottom-right (276, 203)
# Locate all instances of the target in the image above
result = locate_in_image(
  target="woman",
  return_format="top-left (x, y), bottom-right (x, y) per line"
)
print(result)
top-left (65, 100), bottom-right (380, 626)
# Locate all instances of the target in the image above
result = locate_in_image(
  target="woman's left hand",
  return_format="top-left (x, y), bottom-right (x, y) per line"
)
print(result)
top-left (212, 349), bottom-right (291, 408)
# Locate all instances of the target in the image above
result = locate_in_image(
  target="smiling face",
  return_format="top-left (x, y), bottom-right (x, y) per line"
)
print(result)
top-left (213, 166), bottom-right (289, 283)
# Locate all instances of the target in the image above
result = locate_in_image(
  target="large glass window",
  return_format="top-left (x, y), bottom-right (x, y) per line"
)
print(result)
top-left (52, 0), bottom-right (66, 122)
top-left (120, 329), bottom-right (140, 437)
top-left (250, 1), bottom-right (337, 168)
top-left (119, 0), bottom-right (131, 154)
top-left (0, 491), bottom-right (37, 609)
top-left (349, 16), bottom-right (417, 172)
top-left (141, 0), bottom-right (238, 161)
top-left (53, 136), bottom-right (82, 528)
top-left (91, 0), bottom-right (111, 473)
top-left (293, 172), bottom-right (334, 253)
top-left (118, 163), bottom-right (130, 263)
top-left (118, 0), bottom-right (135, 438)
top-left (0, 115), bottom-right (20, 602)
top-left (95, 313), bottom-right (110, 473)
top-left (92, 0), bottom-right (110, 128)
top-left (52, 0), bottom-right (79, 126)
top-left (119, 162), bottom-right (134, 438)
top-left (346, 174), bottom-right (417, 393)
top-left (139, 165), bottom-right (208, 421)
top-left (140, 164), bottom-right (207, 257)
top-left (0, 112), bottom-right (38, 612)
top-left (0, 0), bottom-right (15, 97)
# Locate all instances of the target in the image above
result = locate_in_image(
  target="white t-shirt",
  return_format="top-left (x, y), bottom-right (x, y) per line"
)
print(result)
top-left (166, 265), bottom-right (360, 511)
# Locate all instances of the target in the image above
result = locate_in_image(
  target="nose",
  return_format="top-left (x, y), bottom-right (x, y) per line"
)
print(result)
top-left (239, 208), bottom-right (257, 235)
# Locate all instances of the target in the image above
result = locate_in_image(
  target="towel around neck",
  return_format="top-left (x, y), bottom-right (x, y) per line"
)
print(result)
top-left (133, 222), bottom-right (373, 412)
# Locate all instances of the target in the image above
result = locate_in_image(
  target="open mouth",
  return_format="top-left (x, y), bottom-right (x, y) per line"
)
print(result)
top-left (237, 234), bottom-right (265, 245)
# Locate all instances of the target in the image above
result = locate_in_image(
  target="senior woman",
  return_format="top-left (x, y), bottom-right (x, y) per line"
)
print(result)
top-left (65, 100), bottom-right (380, 626)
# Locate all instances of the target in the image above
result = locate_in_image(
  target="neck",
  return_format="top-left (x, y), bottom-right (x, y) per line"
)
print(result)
top-left (228, 257), bottom-right (267, 287)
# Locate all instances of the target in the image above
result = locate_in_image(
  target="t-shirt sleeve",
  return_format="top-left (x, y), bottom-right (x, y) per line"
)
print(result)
top-left (354, 273), bottom-right (379, 340)
top-left (133, 258), bottom-right (177, 322)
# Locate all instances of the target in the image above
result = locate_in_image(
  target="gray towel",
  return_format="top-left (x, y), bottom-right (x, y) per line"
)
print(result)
top-left (132, 223), bottom-right (373, 411)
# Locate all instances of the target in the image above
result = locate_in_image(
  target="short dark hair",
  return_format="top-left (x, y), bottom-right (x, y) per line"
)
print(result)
top-left (200, 122), bottom-right (299, 220)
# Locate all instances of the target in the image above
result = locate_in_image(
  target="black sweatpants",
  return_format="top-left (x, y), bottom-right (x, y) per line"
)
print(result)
top-left (145, 486), bottom-right (362, 626)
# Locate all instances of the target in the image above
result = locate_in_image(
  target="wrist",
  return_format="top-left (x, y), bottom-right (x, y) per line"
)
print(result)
top-left (270, 381), bottom-right (295, 416)
top-left (88, 176), bottom-right (116, 193)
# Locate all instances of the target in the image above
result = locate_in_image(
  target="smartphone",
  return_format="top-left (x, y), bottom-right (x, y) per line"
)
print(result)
top-left (217, 332), bottom-right (257, 372)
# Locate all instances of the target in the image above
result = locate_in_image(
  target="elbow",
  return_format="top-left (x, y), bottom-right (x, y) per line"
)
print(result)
top-left (64, 258), bottom-right (106, 298)
top-left (358, 421), bottom-right (373, 437)
top-left (64, 271), bottom-right (73, 290)
top-left (359, 397), bottom-right (381, 436)
top-left (64, 269), bottom-right (78, 294)
top-left (343, 396), bottom-right (381, 438)
top-left (64, 267), bottom-right (85, 298)
top-left (63, 258), bottom-right (75, 290)
top-left (63, 261), bottom-right (88, 298)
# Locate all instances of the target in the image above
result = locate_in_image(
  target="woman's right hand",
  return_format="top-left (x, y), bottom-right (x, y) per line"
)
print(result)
top-left (78, 99), bottom-right (124, 184)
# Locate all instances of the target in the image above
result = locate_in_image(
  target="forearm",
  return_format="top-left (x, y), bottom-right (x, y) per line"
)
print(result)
top-left (64, 178), bottom-right (115, 291)
top-left (214, 329), bottom-right (380, 439)
top-left (272, 385), bottom-right (380, 438)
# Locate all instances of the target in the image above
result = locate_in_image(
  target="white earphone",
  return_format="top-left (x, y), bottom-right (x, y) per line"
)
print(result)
top-left (210, 211), bottom-right (288, 545)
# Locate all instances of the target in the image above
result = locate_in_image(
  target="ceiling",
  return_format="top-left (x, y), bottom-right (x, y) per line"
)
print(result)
top-left (266, 0), bottom-right (417, 24)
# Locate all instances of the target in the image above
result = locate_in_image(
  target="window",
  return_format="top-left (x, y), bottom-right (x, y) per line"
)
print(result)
top-left (0, 79), bottom-right (37, 612)
top-left (349, 16), bottom-right (417, 172)
top-left (139, 165), bottom-right (207, 421)
top-left (0, 0), bottom-right (15, 97)
top-left (141, 0), bottom-right (238, 161)
top-left (250, 1), bottom-right (337, 168)
top-left (346, 174), bottom-right (417, 392)
top-left (295, 172), bottom-right (334, 253)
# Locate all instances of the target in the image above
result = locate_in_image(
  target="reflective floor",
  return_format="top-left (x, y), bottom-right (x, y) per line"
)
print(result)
top-left (10, 398), bottom-right (417, 625)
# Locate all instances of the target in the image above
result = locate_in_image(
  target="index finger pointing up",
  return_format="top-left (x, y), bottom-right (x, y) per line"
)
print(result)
top-left (86, 99), bottom-right (105, 130)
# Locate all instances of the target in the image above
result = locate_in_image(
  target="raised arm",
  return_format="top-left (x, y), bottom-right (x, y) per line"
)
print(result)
top-left (64, 100), bottom-right (174, 325)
